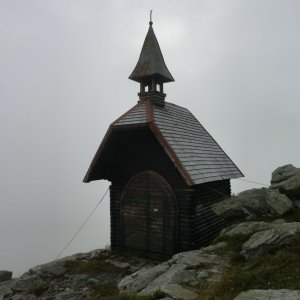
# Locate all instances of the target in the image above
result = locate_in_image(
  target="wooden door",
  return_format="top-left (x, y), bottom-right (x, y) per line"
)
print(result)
top-left (121, 171), bottom-right (176, 255)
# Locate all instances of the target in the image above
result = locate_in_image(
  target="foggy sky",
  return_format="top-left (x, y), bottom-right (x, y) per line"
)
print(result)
top-left (1, 0), bottom-right (299, 276)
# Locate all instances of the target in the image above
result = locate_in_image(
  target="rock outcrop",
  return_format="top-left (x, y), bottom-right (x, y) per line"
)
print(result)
top-left (272, 173), bottom-right (300, 200)
top-left (0, 249), bottom-right (154, 299)
top-left (240, 222), bottom-right (300, 260)
top-left (119, 242), bottom-right (229, 300)
top-left (271, 164), bottom-right (300, 185)
top-left (212, 188), bottom-right (293, 220)
top-left (0, 271), bottom-right (12, 283)
top-left (218, 219), bottom-right (285, 238)
top-left (270, 164), bottom-right (300, 202)
top-left (0, 286), bottom-right (13, 299)
top-left (234, 289), bottom-right (300, 300)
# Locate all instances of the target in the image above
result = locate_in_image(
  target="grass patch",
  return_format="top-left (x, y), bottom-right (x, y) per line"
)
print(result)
top-left (26, 285), bottom-right (49, 297)
top-left (213, 234), bottom-right (249, 255)
top-left (65, 257), bottom-right (133, 299)
top-left (88, 283), bottom-right (119, 300)
top-left (111, 249), bottom-right (165, 264)
top-left (65, 258), bottom-right (130, 276)
top-left (199, 236), bottom-right (300, 300)
top-left (64, 251), bottom-right (164, 299)
top-left (101, 294), bottom-right (160, 300)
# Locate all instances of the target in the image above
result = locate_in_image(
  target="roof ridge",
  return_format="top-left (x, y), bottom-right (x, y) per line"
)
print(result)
top-left (146, 100), bottom-right (154, 123)
top-left (111, 103), bottom-right (139, 126)
top-left (164, 101), bottom-right (189, 111)
top-left (111, 101), bottom-right (149, 127)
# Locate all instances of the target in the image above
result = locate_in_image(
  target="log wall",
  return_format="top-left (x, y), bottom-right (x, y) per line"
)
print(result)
top-left (192, 180), bottom-right (230, 248)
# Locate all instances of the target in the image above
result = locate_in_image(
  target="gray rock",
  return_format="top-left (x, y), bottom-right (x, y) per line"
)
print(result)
top-left (118, 263), bottom-right (170, 293)
top-left (212, 188), bottom-right (293, 220)
top-left (0, 286), bottom-right (13, 300)
top-left (55, 249), bottom-right (105, 262)
top-left (272, 173), bottom-right (300, 200)
top-left (241, 222), bottom-right (300, 259)
top-left (105, 259), bottom-right (130, 269)
top-left (119, 241), bottom-right (231, 298)
top-left (139, 264), bottom-right (190, 295)
top-left (0, 271), bottom-right (12, 283)
top-left (9, 273), bottom-right (48, 293)
top-left (234, 289), bottom-right (300, 300)
top-left (219, 221), bottom-right (270, 237)
top-left (265, 192), bottom-right (295, 215)
top-left (30, 262), bottom-right (66, 279)
top-left (271, 164), bottom-right (300, 185)
top-left (197, 270), bottom-right (209, 280)
top-left (160, 283), bottom-right (198, 300)
top-left (53, 249), bottom-right (105, 264)
top-left (172, 246), bottom-right (226, 263)
top-left (120, 241), bottom-right (230, 299)
top-left (89, 249), bottom-right (105, 259)
top-left (173, 251), bottom-right (208, 267)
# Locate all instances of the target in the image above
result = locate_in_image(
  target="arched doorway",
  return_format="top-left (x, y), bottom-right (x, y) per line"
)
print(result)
top-left (121, 170), bottom-right (177, 255)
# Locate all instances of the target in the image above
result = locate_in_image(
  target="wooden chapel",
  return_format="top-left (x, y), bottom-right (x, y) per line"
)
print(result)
top-left (84, 19), bottom-right (243, 256)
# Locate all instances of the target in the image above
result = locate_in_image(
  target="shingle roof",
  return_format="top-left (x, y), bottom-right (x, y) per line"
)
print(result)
top-left (84, 100), bottom-right (243, 185)
top-left (113, 102), bottom-right (147, 126)
top-left (153, 103), bottom-right (243, 184)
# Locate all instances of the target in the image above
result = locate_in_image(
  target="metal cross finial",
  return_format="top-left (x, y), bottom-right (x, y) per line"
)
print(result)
top-left (149, 10), bottom-right (153, 26)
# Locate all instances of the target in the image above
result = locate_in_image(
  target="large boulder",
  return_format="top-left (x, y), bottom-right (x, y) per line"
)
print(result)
top-left (272, 173), bottom-right (300, 200)
top-left (29, 261), bottom-right (66, 280)
top-left (271, 164), bottom-right (300, 185)
top-left (0, 271), bottom-right (12, 283)
top-left (234, 289), bottom-right (300, 300)
top-left (241, 222), bottom-right (300, 260)
top-left (8, 272), bottom-right (48, 294)
top-left (119, 242), bottom-right (229, 299)
top-left (212, 188), bottom-right (293, 220)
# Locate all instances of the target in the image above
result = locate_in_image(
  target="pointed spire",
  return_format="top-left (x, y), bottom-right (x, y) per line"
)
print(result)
top-left (129, 17), bottom-right (174, 84)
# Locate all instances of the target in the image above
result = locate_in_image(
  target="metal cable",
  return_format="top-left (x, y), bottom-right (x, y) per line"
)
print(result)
top-left (55, 187), bottom-right (110, 260)
top-left (235, 178), bottom-right (269, 187)
top-left (203, 177), bottom-right (269, 199)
